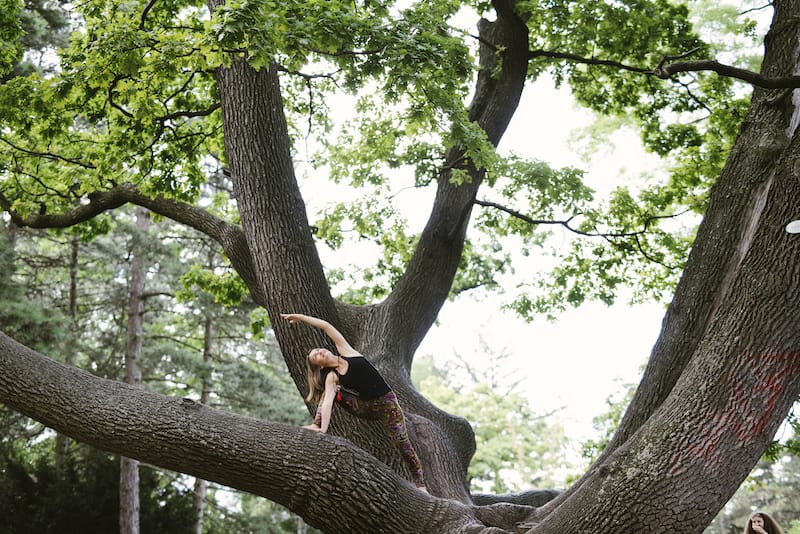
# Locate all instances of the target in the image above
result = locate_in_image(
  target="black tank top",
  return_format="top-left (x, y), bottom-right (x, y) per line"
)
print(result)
top-left (335, 355), bottom-right (392, 400)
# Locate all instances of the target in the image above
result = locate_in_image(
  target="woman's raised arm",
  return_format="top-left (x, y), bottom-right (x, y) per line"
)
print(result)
top-left (280, 313), bottom-right (360, 356)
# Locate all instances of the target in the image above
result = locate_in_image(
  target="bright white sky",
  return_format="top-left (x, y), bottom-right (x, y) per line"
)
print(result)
top-left (418, 294), bottom-right (664, 443)
top-left (414, 77), bottom-right (667, 452)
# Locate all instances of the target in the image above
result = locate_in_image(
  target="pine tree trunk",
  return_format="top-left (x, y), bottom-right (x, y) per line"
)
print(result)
top-left (193, 305), bottom-right (214, 534)
top-left (120, 207), bottom-right (149, 534)
top-left (55, 236), bottom-right (79, 477)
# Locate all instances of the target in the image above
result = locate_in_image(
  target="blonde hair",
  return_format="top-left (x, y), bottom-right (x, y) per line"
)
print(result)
top-left (305, 351), bottom-right (325, 404)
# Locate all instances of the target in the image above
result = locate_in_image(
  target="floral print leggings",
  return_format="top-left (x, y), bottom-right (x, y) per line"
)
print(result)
top-left (315, 390), bottom-right (426, 487)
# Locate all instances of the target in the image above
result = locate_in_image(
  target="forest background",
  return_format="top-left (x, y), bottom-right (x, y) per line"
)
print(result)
top-left (1, 0), bottom-right (799, 532)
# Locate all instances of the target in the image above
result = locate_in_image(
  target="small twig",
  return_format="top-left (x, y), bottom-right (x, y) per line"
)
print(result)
top-left (275, 64), bottom-right (340, 81)
top-left (156, 103), bottom-right (221, 122)
top-left (469, 32), bottom-right (500, 52)
top-left (655, 47), bottom-right (702, 72)
top-left (674, 78), bottom-right (712, 113)
top-left (108, 75), bottom-right (135, 118)
top-left (528, 50), bottom-right (650, 75)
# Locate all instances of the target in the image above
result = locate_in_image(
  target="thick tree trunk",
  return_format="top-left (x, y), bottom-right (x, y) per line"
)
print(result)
top-left (211, 55), bottom-right (460, 496)
top-left (3, 0), bottom-right (798, 532)
top-left (526, 158), bottom-right (800, 533)
top-left (605, 0), bottom-right (800, 459)
top-left (207, 0), bottom-right (531, 501)
top-left (521, 2), bottom-right (800, 531)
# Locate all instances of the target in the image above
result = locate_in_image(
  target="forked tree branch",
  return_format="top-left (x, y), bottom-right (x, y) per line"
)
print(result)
top-left (529, 49), bottom-right (800, 89)
top-left (474, 198), bottom-right (682, 238)
top-left (653, 59), bottom-right (800, 88)
top-left (474, 199), bottom-right (686, 269)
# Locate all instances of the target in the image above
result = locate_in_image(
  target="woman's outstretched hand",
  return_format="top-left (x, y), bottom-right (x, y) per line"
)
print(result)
top-left (281, 313), bottom-right (303, 324)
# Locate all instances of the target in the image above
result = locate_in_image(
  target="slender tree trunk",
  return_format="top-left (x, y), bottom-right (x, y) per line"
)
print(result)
top-left (55, 236), bottom-right (79, 477)
top-left (193, 277), bottom-right (215, 534)
top-left (5, 221), bottom-right (16, 247)
top-left (120, 207), bottom-right (149, 534)
top-left (192, 462), bottom-right (208, 534)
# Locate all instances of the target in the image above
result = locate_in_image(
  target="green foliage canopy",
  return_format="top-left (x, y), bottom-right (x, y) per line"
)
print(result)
top-left (0, 0), bottom-right (769, 317)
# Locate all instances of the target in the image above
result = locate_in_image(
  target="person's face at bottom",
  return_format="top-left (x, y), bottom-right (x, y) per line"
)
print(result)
top-left (752, 516), bottom-right (765, 530)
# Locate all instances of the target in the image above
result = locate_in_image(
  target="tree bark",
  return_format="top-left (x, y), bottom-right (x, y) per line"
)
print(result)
top-left (55, 235), bottom-right (80, 477)
top-left (2, 0), bottom-right (799, 532)
top-left (193, 276), bottom-right (215, 534)
top-left (525, 144), bottom-right (800, 533)
top-left (0, 331), bottom-right (506, 533)
top-left (520, 1), bottom-right (800, 530)
top-left (606, 0), bottom-right (800, 459)
top-left (120, 207), bottom-right (148, 534)
top-left (204, 0), bottom-right (532, 501)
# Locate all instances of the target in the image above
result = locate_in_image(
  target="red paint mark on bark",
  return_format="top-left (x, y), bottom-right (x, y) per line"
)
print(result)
top-left (670, 351), bottom-right (800, 476)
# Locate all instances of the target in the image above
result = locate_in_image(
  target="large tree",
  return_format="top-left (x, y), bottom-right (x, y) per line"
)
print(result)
top-left (1, 0), bottom-right (799, 532)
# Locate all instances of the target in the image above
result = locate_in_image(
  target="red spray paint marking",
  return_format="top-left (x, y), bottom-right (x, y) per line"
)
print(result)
top-left (669, 351), bottom-right (800, 476)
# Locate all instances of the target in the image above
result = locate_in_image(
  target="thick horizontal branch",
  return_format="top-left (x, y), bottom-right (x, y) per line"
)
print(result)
top-left (1, 183), bottom-right (230, 240)
top-left (0, 187), bottom-right (125, 228)
top-left (653, 59), bottom-right (800, 88)
top-left (0, 329), bottom-right (480, 534)
top-left (473, 489), bottom-right (562, 507)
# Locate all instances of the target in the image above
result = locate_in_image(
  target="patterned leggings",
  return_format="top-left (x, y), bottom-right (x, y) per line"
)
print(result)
top-left (316, 390), bottom-right (425, 487)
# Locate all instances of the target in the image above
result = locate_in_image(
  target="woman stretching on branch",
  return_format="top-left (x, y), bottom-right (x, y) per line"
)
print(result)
top-left (280, 313), bottom-right (427, 491)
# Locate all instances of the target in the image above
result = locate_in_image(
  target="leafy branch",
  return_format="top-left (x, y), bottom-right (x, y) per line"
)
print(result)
top-left (0, 136), bottom-right (97, 169)
top-left (474, 198), bottom-right (686, 269)
top-left (528, 48), bottom-right (800, 89)
top-left (0, 182), bottom-right (261, 295)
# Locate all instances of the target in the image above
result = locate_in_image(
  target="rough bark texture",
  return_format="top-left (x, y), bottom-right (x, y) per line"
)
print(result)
top-left (0, 331), bottom-right (504, 533)
top-left (606, 0), bottom-right (800, 456)
top-left (203, 0), bottom-right (532, 503)
top-left (1, 0), bottom-right (799, 532)
top-left (54, 236), bottom-right (79, 477)
top-left (521, 1), bottom-right (800, 531)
